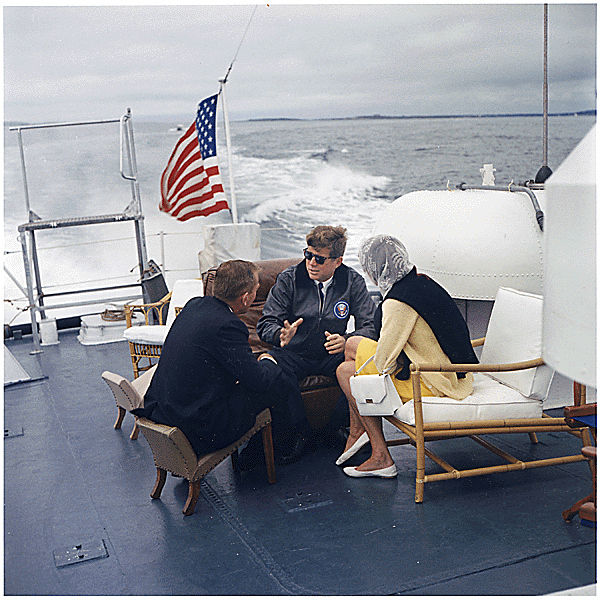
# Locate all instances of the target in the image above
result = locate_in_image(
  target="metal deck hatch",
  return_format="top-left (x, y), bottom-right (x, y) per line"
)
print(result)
top-left (53, 539), bottom-right (108, 568)
top-left (4, 427), bottom-right (24, 439)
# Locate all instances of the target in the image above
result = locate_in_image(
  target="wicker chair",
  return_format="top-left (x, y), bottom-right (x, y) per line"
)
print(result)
top-left (382, 287), bottom-right (593, 502)
top-left (123, 279), bottom-right (204, 378)
top-left (137, 410), bottom-right (276, 516)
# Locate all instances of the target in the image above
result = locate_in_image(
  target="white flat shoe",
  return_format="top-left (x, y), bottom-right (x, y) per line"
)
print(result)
top-left (335, 432), bottom-right (370, 466)
top-left (343, 464), bottom-right (397, 479)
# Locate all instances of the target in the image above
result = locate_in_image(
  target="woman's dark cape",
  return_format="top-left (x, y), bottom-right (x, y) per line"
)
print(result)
top-left (373, 268), bottom-right (479, 380)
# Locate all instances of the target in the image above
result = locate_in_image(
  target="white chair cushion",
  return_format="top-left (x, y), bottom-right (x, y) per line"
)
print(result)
top-left (123, 325), bottom-right (169, 345)
top-left (479, 287), bottom-right (554, 400)
top-left (165, 279), bottom-right (204, 329)
top-left (394, 373), bottom-right (543, 425)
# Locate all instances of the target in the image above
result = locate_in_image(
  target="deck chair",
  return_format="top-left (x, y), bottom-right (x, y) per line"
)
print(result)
top-left (384, 287), bottom-right (593, 503)
top-left (137, 410), bottom-right (276, 516)
top-left (123, 279), bottom-right (204, 378)
top-left (101, 364), bottom-right (157, 439)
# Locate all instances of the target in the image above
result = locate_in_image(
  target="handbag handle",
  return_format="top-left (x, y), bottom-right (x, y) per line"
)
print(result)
top-left (355, 354), bottom-right (396, 376)
top-left (355, 355), bottom-right (381, 376)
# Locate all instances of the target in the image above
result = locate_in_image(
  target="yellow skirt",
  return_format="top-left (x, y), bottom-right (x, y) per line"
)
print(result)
top-left (355, 338), bottom-right (435, 404)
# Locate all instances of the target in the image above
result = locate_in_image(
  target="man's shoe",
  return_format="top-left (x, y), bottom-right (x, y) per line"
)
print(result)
top-left (322, 425), bottom-right (349, 449)
top-left (276, 434), bottom-right (309, 466)
top-left (235, 440), bottom-right (263, 472)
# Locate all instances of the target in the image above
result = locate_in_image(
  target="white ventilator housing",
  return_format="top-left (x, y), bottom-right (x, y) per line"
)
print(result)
top-left (372, 187), bottom-right (546, 300)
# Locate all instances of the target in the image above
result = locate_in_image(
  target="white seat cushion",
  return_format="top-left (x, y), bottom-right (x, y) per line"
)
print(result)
top-left (479, 287), bottom-right (553, 400)
top-left (123, 325), bottom-right (168, 345)
top-left (394, 373), bottom-right (543, 425)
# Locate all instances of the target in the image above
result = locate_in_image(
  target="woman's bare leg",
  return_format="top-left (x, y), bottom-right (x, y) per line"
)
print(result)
top-left (336, 336), bottom-right (366, 452)
top-left (352, 410), bottom-right (394, 471)
top-left (336, 335), bottom-right (394, 470)
top-left (337, 358), bottom-right (366, 451)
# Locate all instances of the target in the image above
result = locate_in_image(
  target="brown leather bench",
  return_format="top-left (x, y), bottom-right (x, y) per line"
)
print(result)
top-left (202, 257), bottom-right (342, 431)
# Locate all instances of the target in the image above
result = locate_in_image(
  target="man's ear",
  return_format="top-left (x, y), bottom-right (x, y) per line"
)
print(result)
top-left (241, 291), bottom-right (250, 306)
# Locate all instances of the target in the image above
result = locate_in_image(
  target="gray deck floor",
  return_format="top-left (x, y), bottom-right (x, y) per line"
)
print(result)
top-left (4, 330), bottom-right (596, 595)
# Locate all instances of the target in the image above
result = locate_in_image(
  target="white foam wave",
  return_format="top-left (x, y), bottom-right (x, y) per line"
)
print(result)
top-left (235, 153), bottom-right (391, 226)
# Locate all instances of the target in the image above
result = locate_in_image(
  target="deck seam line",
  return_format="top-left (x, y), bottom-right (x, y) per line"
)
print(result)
top-left (200, 479), bottom-right (318, 596)
top-left (391, 540), bottom-right (596, 594)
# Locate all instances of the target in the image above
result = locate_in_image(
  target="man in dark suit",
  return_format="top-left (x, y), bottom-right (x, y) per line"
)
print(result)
top-left (135, 260), bottom-right (299, 467)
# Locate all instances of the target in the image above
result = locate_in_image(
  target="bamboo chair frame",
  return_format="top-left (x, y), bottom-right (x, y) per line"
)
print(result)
top-left (384, 338), bottom-right (593, 503)
top-left (124, 292), bottom-right (172, 379)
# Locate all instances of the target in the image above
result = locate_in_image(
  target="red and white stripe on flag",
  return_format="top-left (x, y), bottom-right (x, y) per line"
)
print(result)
top-left (159, 94), bottom-right (230, 221)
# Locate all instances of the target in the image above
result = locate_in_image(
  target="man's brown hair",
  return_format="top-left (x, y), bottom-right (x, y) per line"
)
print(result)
top-left (213, 260), bottom-right (259, 303)
top-left (306, 225), bottom-right (347, 258)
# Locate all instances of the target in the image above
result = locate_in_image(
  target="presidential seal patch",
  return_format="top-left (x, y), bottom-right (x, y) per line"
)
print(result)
top-left (333, 300), bottom-right (349, 319)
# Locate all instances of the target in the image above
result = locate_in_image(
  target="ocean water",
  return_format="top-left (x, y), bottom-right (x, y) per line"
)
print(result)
top-left (3, 114), bottom-right (595, 325)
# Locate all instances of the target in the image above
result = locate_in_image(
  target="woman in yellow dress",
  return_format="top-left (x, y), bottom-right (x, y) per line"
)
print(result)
top-left (335, 235), bottom-right (478, 478)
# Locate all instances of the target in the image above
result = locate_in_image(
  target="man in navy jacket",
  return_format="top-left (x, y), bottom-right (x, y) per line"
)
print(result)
top-left (136, 260), bottom-right (298, 465)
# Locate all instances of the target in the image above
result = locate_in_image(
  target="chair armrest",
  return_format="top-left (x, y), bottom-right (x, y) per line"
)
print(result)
top-left (471, 337), bottom-right (485, 348)
top-left (410, 357), bottom-right (545, 374)
top-left (125, 291), bottom-right (172, 326)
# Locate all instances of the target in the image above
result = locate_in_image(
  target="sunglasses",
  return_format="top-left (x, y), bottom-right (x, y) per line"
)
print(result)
top-left (303, 248), bottom-right (337, 265)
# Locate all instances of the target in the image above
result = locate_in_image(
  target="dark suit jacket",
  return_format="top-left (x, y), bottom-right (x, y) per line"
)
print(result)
top-left (135, 295), bottom-right (284, 454)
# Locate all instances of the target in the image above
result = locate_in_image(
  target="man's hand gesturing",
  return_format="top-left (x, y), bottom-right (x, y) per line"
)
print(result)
top-left (279, 318), bottom-right (303, 347)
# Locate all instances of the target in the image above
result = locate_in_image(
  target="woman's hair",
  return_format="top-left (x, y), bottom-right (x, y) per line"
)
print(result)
top-left (359, 234), bottom-right (414, 295)
top-left (306, 225), bottom-right (347, 258)
top-left (213, 260), bottom-right (259, 303)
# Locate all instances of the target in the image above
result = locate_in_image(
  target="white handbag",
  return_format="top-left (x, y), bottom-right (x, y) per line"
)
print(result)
top-left (350, 356), bottom-right (403, 416)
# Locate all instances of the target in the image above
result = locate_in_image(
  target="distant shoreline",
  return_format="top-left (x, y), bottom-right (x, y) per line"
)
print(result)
top-left (246, 110), bottom-right (596, 123)
top-left (5, 110), bottom-right (596, 127)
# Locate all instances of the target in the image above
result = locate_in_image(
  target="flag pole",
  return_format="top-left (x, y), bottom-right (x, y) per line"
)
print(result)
top-left (218, 79), bottom-right (238, 224)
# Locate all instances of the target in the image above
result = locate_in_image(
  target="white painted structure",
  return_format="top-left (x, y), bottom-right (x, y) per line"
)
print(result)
top-left (543, 124), bottom-right (596, 388)
top-left (372, 186), bottom-right (546, 301)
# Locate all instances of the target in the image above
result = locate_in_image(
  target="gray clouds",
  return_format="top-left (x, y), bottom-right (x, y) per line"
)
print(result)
top-left (4, 4), bottom-right (596, 123)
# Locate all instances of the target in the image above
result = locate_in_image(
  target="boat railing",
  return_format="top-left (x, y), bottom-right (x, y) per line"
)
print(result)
top-left (10, 110), bottom-right (149, 353)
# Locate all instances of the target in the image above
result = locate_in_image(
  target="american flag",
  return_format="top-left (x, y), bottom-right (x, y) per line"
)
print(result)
top-left (159, 94), bottom-right (230, 221)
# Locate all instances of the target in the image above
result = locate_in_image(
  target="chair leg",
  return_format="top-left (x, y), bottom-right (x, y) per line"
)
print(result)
top-left (128, 342), bottom-right (140, 379)
top-left (412, 370), bottom-right (426, 503)
top-left (130, 419), bottom-right (140, 440)
top-left (261, 423), bottom-right (276, 485)
top-left (151, 468), bottom-right (167, 499)
top-left (114, 406), bottom-right (126, 429)
top-left (563, 493), bottom-right (595, 522)
top-left (528, 433), bottom-right (538, 443)
top-left (183, 480), bottom-right (201, 516)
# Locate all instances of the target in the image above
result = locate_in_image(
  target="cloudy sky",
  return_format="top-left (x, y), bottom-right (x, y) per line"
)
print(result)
top-left (4, 3), bottom-right (597, 123)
